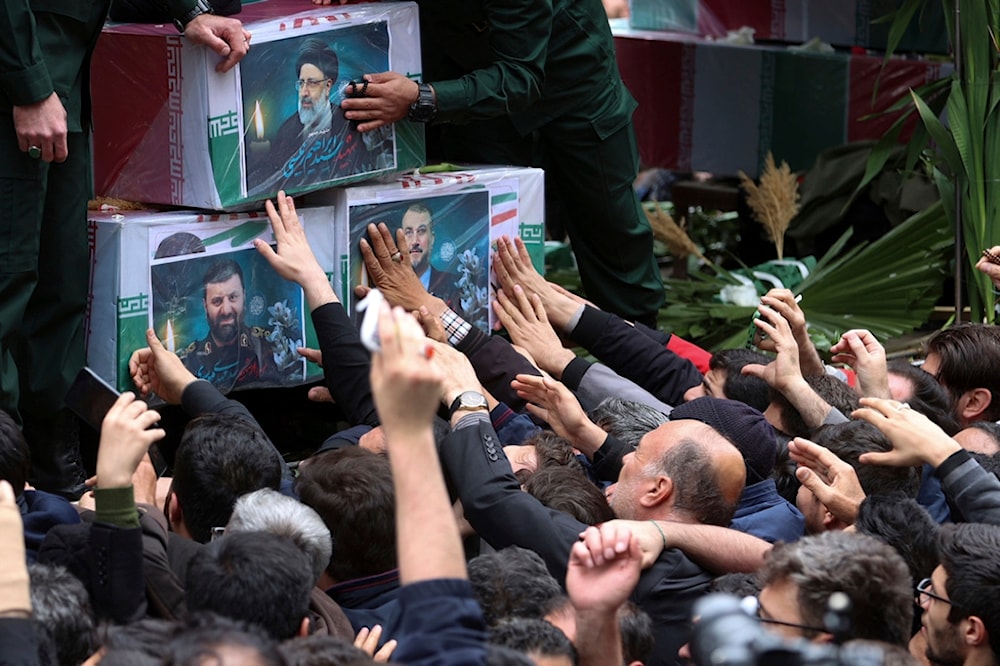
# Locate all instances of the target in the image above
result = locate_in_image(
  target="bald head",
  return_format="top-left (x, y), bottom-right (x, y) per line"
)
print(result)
top-left (658, 421), bottom-right (745, 524)
top-left (611, 420), bottom-right (745, 525)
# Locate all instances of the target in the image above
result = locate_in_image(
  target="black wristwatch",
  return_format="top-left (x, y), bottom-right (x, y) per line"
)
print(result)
top-left (448, 391), bottom-right (488, 419)
top-left (407, 83), bottom-right (437, 123)
top-left (173, 0), bottom-right (213, 32)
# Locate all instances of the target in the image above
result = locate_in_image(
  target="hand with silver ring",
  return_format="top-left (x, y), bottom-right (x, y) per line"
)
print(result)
top-left (390, 251), bottom-right (403, 263)
top-left (895, 402), bottom-right (911, 411)
top-left (28, 146), bottom-right (41, 159)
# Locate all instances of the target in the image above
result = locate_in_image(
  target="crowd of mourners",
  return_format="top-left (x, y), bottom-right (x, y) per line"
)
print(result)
top-left (4, 192), bottom-right (1000, 666)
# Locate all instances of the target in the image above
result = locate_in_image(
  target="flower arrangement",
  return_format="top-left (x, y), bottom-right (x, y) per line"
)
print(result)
top-left (266, 299), bottom-right (303, 371)
top-left (456, 248), bottom-right (490, 330)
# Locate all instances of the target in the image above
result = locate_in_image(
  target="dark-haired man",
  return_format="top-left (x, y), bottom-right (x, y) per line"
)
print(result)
top-left (758, 531), bottom-right (913, 647)
top-left (919, 523), bottom-right (1000, 666)
top-left (923, 323), bottom-right (1000, 427)
top-left (399, 203), bottom-right (461, 308)
top-left (180, 258), bottom-right (280, 391)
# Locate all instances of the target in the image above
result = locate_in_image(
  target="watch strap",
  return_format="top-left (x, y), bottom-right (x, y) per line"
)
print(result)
top-left (174, 0), bottom-right (213, 32)
top-left (408, 83), bottom-right (437, 123)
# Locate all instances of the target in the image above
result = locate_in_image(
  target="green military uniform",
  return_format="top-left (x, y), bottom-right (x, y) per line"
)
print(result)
top-left (0, 0), bottom-right (111, 494)
top-left (417, 0), bottom-right (665, 325)
top-left (179, 325), bottom-right (286, 393)
top-left (0, 0), bottom-right (198, 495)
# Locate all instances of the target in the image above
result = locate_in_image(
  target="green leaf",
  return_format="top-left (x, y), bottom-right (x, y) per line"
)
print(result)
top-left (913, 88), bottom-right (962, 172)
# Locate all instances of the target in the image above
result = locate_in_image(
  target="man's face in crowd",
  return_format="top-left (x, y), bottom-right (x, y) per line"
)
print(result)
top-left (401, 209), bottom-right (433, 276)
top-left (921, 565), bottom-right (967, 666)
top-left (608, 420), bottom-right (709, 519)
top-left (757, 578), bottom-right (821, 642)
top-left (297, 63), bottom-right (332, 127)
top-left (204, 274), bottom-right (245, 347)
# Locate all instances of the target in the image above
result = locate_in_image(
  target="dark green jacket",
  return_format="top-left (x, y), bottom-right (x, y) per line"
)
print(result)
top-left (418, 0), bottom-right (637, 138)
top-left (0, 0), bottom-right (197, 130)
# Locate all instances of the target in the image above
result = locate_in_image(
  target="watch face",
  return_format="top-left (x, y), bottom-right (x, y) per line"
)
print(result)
top-left (460, 392), bottom-right (487, 409)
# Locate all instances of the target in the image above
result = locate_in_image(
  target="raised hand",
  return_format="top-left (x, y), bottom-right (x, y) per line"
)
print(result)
top-left (369, 304), bottom-right (444, 435)
top-left (829, 329), bottom-right (890, 398)
top-left (510, 373), bottom-right (606, 457)
top-left (95, 392), bottom-right (165, 490)
top-left (129, 328), bottom-right (198, 403)
top-left (492, 285), bottom-right (574, 377)
top-left (757, 289), bottom-right (824, 377)
top-left (256, 191), bottom-right (335, 309)
top-left (567, 523), bottom-right (642, 613)
top-left (359, 222), bottom-right (444, 315)
top-left (854, 397), bottom-right (961, 469)
top-left (787, 437), bottom-right (865, 525)
top-left (493, 236), bottom-right (579, 329)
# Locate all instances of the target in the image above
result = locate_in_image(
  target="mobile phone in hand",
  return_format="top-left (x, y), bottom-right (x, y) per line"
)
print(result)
top-left (64, 367), bottom-right (169, 477)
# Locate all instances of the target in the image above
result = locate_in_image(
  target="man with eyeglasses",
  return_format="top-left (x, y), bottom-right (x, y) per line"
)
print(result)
top-left (264, 37), bottom-right (376, 191)
top-left (756, 531), bottom-right (913, 647)
top-left (916, 523), bottom-right (1000, 666)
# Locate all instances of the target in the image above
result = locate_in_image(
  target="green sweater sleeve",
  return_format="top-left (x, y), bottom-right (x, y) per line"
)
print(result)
top-left (94, 485), bottom-right (141, 529)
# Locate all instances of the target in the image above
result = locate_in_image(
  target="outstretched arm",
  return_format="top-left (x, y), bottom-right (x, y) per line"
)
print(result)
top-left (510, 373), bottom-right (608, 458)
top-left (609, 520), bottom-right (771, 574)
top-left (258, 191), bottom-right (377, 426)
top-left (743, 304), bottom-right (834, 430)
top-left (372, 306), bottom-right (490, 665)
top-left (372, 305), bottom-right (465, 583)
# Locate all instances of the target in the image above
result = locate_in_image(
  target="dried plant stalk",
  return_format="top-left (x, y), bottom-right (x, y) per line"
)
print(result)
top-left (88, 197), bottom-right (145, 211)
top-left (738, 153), bottom-right (799, 259)
top-left (644, 202), bottom-right (707, 262)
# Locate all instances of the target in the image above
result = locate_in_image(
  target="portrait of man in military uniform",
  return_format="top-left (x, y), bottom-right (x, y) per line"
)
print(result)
top-left (151, 249), bottom-right (307, 394)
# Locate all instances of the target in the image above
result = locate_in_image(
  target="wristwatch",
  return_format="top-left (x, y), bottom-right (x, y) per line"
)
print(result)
top-left (448, 391), bottom-right (488, 419)
top-left (407, 83), bottom-right (437, 123)
top-left (173, 0), bottom-right (213, 32)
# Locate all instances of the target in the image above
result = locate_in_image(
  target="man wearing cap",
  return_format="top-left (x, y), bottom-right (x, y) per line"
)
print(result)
top-left (669, 398), bottom-right (804, 544)
top-left (0, 0), bottom-right (249, 498)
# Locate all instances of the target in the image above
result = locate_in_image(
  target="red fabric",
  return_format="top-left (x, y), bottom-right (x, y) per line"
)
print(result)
top-left (666, 334), bottom-right (712, 375)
